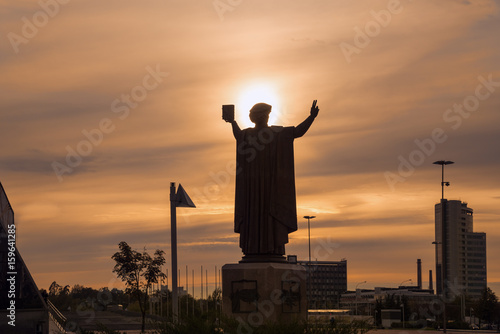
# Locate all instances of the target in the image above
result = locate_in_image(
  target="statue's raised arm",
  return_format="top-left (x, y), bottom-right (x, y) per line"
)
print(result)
top-left (229, 120), bottom-right (241, 140)
top-left (294, 100), bottom-right (319, 138)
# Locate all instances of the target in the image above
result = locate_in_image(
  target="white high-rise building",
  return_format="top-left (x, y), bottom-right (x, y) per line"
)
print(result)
top-left (435, 200), bottom-right (487, 299)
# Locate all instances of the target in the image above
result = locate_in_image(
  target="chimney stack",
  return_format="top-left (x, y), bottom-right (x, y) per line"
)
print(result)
top-left (429, 269), bottom-right (433, 291)
top-left (417, 259), bottom-right (422, 289)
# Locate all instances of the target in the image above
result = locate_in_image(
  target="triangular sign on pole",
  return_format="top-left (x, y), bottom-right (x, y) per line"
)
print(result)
top-left (170, 182), bottom-right (196, 323)
top-left (175, 184), bottom-right (196, 208)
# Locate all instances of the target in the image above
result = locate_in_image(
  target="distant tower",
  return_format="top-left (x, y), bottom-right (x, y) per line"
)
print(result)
top-left (435, 200), bottom-right (487, 299)
top-left (417, 259), bottom-right (422, 289)
top-left (433, 160), bottom-right (487, 299)
top-left (429, 270), bottom-right (433, 291)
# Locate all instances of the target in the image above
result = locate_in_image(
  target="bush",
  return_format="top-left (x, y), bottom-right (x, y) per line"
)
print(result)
top-left (150, 315), bottom-right (369, 334)
top-left (447, 320), bottom-right (471, 329)
top-left (390, 321), bottom-right (427, 329)
top-left (151, 312), bottom-right (237, 334)
top-left (308, 319), bottom-right (370, 334)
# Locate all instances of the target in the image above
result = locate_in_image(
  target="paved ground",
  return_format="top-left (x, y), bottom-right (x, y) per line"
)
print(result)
top-left (69, 329), bottom-right (498, 334)
top-left (369, 330), bottom-right (498, 334)
top-left (63, 310), bottom-right (146, 332)
top-left (63, 312), bottom-right (499, 334)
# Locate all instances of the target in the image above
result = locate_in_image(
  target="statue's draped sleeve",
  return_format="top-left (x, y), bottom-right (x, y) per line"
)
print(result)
top-left (268, 126), bottom-right (297, 232)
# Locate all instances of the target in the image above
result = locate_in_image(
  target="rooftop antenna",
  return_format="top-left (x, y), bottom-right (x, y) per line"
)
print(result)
top-left (433, 160), bottom-right (454, 200)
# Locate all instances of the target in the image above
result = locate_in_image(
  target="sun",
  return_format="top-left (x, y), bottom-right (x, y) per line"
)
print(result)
top-left (236, 83), bottom-right (281, 128)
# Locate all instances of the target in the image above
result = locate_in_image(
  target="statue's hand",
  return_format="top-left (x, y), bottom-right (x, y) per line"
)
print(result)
top-left (310, 100), bottom-right (319, 118)
top-left (222, 113), bottom-right (234, 123)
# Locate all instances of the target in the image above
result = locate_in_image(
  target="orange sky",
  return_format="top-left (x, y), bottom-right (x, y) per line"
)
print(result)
top-left (1, 0), bottom-right (499, 297)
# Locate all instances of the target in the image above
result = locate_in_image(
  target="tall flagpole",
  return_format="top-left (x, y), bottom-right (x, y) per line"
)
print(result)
top-left (170, 182), bottom-right (178, 322)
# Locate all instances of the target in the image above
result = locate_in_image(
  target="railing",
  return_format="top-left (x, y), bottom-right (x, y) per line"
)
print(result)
top-left (47, 299), bottom-right (67, 333)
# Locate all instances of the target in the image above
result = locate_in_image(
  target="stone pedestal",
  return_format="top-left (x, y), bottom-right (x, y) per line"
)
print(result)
top-left (222, 262), bottom-right (307, 328)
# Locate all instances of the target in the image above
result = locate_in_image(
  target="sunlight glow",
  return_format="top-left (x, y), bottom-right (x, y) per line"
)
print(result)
top-left (237, 83), bottom-right (281, 128)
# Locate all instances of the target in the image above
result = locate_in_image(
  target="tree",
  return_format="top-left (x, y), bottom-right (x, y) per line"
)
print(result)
top-left (47, 281), bottom-right (73, 311)
top-left (474, 287), bottom-right (498, 327)
top-left (111, 241), bottom-right (166, 333)
top-left (61, 285), bottom-right (71, 295)
top-left (49, 281), bottom-right (62, 296)
top-left (71, 284), bottom-right (97, 301)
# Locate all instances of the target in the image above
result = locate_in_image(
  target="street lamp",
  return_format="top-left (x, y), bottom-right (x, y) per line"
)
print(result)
top-left (433, 160), bottom-right (454, 200)
top-left (303, 215), bottom-right (315, 310)
top-left (433, 161), bottom-right (453, 334)
top-left (303, 216), bottom-right (316, 265)
top-left (401, 303), bottom-right (405, 328)
top-left (432, 241), bottom-right (442, 295)
top-left (356, 281), bottom-right (367, 290)
top-left (355, 281), bottom-right (367, 315)
top-left (399, 279), bottom-right (412, 288)
top-left (470, 308), bottom-right (474, 327)
top-left (398, 279), bottom-right (411, 327)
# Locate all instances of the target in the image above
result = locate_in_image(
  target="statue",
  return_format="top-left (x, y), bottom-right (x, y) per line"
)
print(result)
top-left (223, 100), bottom-right (319, 261)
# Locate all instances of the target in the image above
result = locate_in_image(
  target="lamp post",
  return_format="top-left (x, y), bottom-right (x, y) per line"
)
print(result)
top-left (397, 280), bottom-right (411, 327)
top-left (303, 215), bottom-right (315, 310)
top-left (432, 241), bottom-right (442, 295)
top-left (356, 281), bottom-right (367, 289)
top-left (303, 216), bottom-right (316, 265)
top-left (355, 281), bottom-right (367, 316)
top-left (399, 279), bottom-right (412, 288)
top-left (400, 303), bottom-right (405, 328)
top-left (470, 308), bottom-right (474, 327)
top-left (433, 161), bottom-right (453, 334)
top-left (433, 160), bottom-right (454, 200)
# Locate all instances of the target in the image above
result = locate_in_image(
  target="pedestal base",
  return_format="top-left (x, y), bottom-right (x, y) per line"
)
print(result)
top-left (222, 262), bottom-right (307, 329)
top-left (239, 254), bottom-right (286, 263)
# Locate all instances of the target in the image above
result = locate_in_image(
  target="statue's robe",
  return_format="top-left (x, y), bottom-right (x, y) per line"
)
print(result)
top-left (234, 126), bottom-right (298, 255)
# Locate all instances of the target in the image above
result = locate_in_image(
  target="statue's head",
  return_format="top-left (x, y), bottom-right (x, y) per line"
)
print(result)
top-left (249, 103), bottom-right (271, 126)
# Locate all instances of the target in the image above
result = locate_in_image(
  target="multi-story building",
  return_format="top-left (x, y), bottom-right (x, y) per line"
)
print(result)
top-left (435, 200), bottom-right (487, 299)
top-left (341, 286), bottom-right (435, 318)
top-left (288, 256), bottom-right (347, 309)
